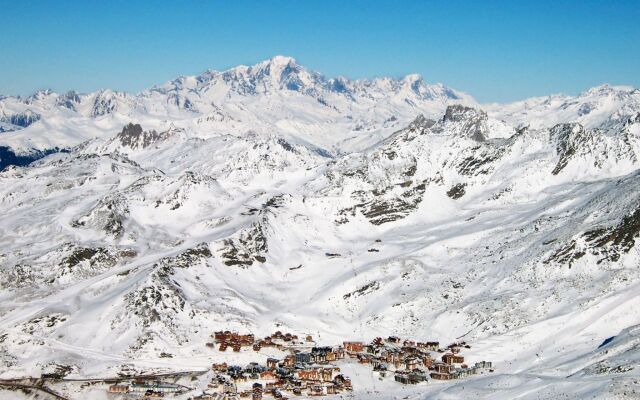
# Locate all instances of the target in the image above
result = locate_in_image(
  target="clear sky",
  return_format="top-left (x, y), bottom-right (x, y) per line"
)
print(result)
top-left (1, 0), bottom-right (638, 102)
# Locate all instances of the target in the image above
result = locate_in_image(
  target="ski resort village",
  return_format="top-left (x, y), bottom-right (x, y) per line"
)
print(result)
top-left (98, 330), bottom-right (493, 399)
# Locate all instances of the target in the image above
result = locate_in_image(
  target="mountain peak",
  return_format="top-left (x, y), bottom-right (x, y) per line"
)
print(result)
top-left (267, 55), bottom-right (297, 68)
top-left (443, 104), bottom-right (487, 123)
top-left (580, 83), bottom-right (637, 98)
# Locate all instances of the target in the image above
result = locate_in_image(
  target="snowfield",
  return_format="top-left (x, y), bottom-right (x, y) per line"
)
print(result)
top-left (1, 56), bottom-right (640, 399)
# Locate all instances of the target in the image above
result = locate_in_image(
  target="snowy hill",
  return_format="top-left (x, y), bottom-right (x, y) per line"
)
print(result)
top-left (1, 58), bottom-right (640, 399)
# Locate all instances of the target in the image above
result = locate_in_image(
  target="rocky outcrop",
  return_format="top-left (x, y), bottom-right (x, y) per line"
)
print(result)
top-left (0, 110), bottom-right (41, 128)
top-left (116, 123), bottom-right (177, 150)
top-left (219, 222), bottom-right (268, 267)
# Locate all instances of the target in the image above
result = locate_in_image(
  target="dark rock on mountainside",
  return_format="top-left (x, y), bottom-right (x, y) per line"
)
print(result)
top-left (546, 204), bottom-right (640, 266)
top-left (338, 181), bottom-right (427, 225)
top-left (61, 247), bottom-right (116, 271)
top-left (219, 222), bottom-right (268, 266)
top-left (551, 123), bottom-right (587, 175)
top-left (116, 123), bottom-right (177, 150)
top-left (442, 105), bottom-right (488, 142)
top-left (0, 146), bottom-right (68, 171)
top-left (447, 183), bottom-right (467, 199)
top-left (0, 111), bottom-right (41, 128)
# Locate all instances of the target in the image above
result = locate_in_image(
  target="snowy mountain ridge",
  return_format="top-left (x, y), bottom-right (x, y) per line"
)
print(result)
top-left (1, 58), bottom-right (640, 399)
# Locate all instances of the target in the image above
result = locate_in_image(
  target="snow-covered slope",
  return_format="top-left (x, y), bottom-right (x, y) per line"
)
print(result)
top-left (487, 84), bottom-right (640, 130)
top-left (1, 58), bottom-right (640, 399)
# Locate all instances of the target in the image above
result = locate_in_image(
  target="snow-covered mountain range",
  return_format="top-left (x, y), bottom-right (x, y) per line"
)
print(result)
top-left (1, 56), bottom-right (640, 399)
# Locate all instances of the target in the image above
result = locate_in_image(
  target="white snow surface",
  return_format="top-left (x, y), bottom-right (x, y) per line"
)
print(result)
top-left (1, 57), bottom-right (640, 399)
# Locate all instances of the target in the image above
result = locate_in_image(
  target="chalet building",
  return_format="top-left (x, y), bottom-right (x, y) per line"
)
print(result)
top-left (223, 382), bottom-right (237, 394)
top-left (214, 331), bottom-right (231, 341)
top-left (333, 374), bottom-right (352, 390)
top-left (475, 361), bottom-right (493, 370)
top-left (311, 346), bottom-right (333, 362)
top-left (383, 349), bottom-right (402, 364)
top-left (442, 353), bottom-right (464, 365)
top-left (357, 354), bottom-right (371, 364)
top-left (433, 362), bottom-right (454, 374)
top-left (333, 347), bottom-right (345, 359)
top-left (244, 362), bottom-right (263, 373)
top-left (343, 341), bottom-right (364, 353)
top-left (421, 341), bottom-right (440, 351)
top-left (403, 339), bottom-right (416, 348)
top-left (266, 358), bottom-right (278, 369)
top-left (405, 357), bottom-right (421, 370)
top-left (325, 351), bottom-right (337, 362)
top-left (453, 367), bottom-right (477, 379)
top-left (430, 371), bottom-right (453, 380)
top-left (394, 370), bottom-right (427, 384)
top-left (295, 352), bottom-right (312, 364)
top-left (108, 385), bottom-right (129, 393)
top-left (252, 383), bottom-right (263, 400)
top-left (283, 355), bottom-right (296, 367)
top-left (214, 331), bottom-right (254, 346)
top-left (260, 371), bottom-right (277, 381)
top-left (296, 368), bottom-right (334, 382)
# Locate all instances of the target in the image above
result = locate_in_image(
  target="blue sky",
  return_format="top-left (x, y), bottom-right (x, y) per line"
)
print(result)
top-left (0, 0), bottom-right (638, 102)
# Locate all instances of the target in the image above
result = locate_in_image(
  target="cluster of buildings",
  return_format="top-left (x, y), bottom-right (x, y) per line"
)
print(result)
top-left (203, 365), bottom-right (352, 398)
top-left (344, 337), bottom-right (493, 383)
top-left (107, 331), bottom-right (494, 399)
top-left (208, 330), bottom-right (312, 353)
top-left (198, 331), bottom-right (493, 399)
top-left (203, 337), bottom-right (353, 399)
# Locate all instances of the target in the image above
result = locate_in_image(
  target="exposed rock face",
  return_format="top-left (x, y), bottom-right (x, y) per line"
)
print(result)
top-left (339, 181), bottom-right (428, 225)
top-left (551, 123), bottom-right (588, 175)
top-left (0, 110), bottom-right (41, 128)
top-left (583, 205), bottom-right (640, 262)
top-left (441, 105), bottom-right (488, 141)
top-left (72, 194), bottom-right (129, 238)
top-left (550, 120), bottom-right (639, 175)
top-left (91, 91), bottom-right (120, 117)
top-left (447, 183), bottom-right (467, 199)
top-left (219, 222), bottom-right (268, 266)
top-left (55, 91), bottom-right (81, 110)
top-left (404, 114), bottom-right (436, 137)
top-left (60, 246), bottom-right (116, 272)
top-left (116, 123), bottom-right (177, 150)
